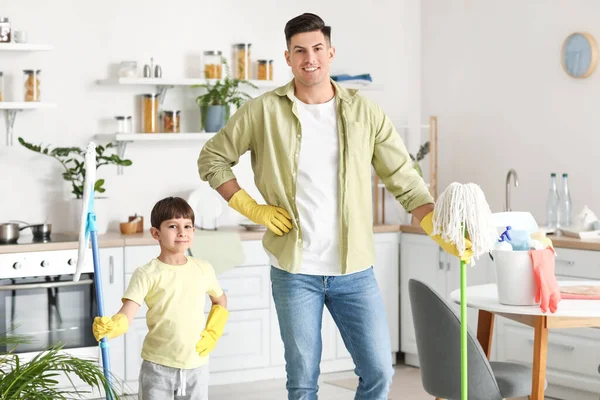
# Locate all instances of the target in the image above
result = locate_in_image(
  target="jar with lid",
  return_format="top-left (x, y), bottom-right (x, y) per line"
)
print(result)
top-left (141, 94), bottom-right (159, 133)
top-left (162, 110), bottom-right (181, 133)
top-left (231, 43), bottom-right (252, 80)
top-left (118, 61), bottom-right (138, 78)
top-left (0, 18), bottom-right (10, 43)
top-left (268, 60), bottom-right (274, 80)
top-left (203, 51), bottom-right (223, 79)
top-left (0, 72), bottom-right (4, 102)
top-left (115, 116), bottom-right (132, 133)
top-left (23, 70), bottom-right (41, 102)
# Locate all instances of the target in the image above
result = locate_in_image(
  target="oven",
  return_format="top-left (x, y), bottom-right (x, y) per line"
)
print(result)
top-left (0, 249), bottom-right (98, 360)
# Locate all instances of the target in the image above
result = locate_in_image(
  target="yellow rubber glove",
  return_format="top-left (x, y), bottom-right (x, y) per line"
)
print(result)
top-left (419, 211), bottom-right (473, 263)
top-left (196, 305), bottom-right (229, 357)
top-left (92, 313), bottom-right (129, 342)
top-left (228, 189), bottom-right (293, 236)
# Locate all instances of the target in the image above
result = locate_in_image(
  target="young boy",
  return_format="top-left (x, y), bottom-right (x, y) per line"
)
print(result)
top-left (92, 196), bottom-right (229, 400)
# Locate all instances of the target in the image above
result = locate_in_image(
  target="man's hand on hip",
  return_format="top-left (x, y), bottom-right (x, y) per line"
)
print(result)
top-left (228, 189), bottom-right (293, 236)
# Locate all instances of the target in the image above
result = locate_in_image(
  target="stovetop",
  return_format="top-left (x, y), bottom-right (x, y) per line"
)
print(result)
top-left (0, 233), bottom-right (80, 246)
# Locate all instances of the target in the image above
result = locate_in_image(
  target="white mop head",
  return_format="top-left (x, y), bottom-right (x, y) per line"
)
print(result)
top-left (432, 182), bottom-right (498, 264)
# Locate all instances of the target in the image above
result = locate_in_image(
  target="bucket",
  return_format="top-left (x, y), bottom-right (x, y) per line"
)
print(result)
top-left (492, 249), bottom-right (538, 306)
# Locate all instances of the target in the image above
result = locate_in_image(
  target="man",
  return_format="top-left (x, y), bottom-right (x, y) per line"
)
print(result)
top-left (198, 12), bottom-right (472, 400)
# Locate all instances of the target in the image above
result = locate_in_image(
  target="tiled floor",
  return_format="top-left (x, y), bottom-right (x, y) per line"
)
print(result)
top-left (121, 364), bottom-right (432, 399)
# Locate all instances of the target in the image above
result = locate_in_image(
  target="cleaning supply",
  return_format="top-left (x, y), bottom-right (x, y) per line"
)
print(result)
top-left (196, 304), bottom-right (230, 356)
top-left (506, 229), bottom-right (530, 250)
top-left (494, 241), bottom-right (513, 251)
top-left (530, 247), bottom-right (561, 313)
top-left (420, 212), bottom-right (473, 262)
top-left (430, 182), bottom-right (498, 400)
top-left (73, 142), bottom-right (114, 399)
top-left (228, 189), bottom-right (293, 236)
top-left (93, 313), bottom-right (129, 341)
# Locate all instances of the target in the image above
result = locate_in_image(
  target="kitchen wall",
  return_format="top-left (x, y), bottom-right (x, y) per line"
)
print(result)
top-left (0, 0), bottom-right (424, 232)
top-left (422, 0), bottom-right (600, 224)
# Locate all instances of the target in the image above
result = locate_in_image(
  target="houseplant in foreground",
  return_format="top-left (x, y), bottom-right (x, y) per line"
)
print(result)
top-left (0, 331), bottom-right (122, 399)
top-left (194, 57), bottom-right (258, 132)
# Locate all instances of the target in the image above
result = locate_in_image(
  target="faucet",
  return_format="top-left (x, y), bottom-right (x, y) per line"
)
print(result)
top-left (505, 169), bottom-right (519, 211)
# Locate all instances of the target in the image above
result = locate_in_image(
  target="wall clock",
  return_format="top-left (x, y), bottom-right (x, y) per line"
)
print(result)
top-left (561, 32), bottom-right (598, 78)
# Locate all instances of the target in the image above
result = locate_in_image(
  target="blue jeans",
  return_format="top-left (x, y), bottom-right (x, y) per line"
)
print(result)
top-left (271, 266), bottom-right (394, 400)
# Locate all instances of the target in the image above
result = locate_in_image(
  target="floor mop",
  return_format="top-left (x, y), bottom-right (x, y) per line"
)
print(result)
top-left (431, 182), bottom-right (497, 400)
top-left (73, 142), bottom-right (114, 400)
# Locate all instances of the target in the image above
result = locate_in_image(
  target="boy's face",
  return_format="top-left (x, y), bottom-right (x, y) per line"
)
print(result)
top-left (285, 30), bottom-right (335, 88)
top-left (150, 218), bottom-right (195, 252)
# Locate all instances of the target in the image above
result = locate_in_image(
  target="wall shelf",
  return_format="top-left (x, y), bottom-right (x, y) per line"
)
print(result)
top-left (1, 102), bottom-right (57, 146)
top-left (97, 77), bottom-right (280, 89)
top-left (94, 132), bottom-right (216, 174)
top-left (0, 43), bottom-right (53, 51)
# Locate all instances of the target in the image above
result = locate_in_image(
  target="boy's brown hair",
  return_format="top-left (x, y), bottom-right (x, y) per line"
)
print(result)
top-left (150, 197), bottom-right (195, 229)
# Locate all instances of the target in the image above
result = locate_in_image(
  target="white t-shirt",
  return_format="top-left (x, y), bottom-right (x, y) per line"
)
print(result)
top-left (270, 95), bottom-right (346, 275)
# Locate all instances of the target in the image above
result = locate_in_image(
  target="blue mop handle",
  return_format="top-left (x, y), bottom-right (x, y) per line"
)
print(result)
top-left (88, 211), bottom-right (113, 399)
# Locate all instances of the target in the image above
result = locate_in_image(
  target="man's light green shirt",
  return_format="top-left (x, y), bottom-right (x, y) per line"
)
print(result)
top-left (198, 79), bottom-right (433, 274)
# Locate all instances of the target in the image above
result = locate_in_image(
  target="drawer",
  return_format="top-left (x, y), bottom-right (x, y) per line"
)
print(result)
top-left (208, 309), bottom-right (270, 372)
top-left (554, 248), bottom-right (600, 279)
top-left (124, 245), bottom-right (160, 274)
top-left (204, 265), bottom-right (270, 312)
top-left (498, 322), bottom-right (600, 393)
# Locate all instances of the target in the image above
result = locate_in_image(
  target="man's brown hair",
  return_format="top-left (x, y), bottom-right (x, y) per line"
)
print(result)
top-left (150, 196), bottom-right (195, 229)
top-left (284, 13), bottom-right (331, 48)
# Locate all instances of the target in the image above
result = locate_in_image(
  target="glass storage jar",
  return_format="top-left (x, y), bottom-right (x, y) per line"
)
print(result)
top-left (257, 60), bottom-right (268, 80)
top-left (0, 18), bottom-right (10, 43)
top-left (115, 116), bottom-right (132, 133)
top-left (203, 51), bottom-right (223, 79)
top-left (0, 72), bottom-right (4, 102)
top-left (141, 94), bottom-right (159, 133)
top-left (23, 70), bottom-right (41, 102)
top-left (162, 110), bottom-right (180, 133)
top-left (231, 43), bottom-right (252, 79)
top-left (118, 61), bottom-right (138, 77)
top-left (268, 60), bottom-right (274, 80)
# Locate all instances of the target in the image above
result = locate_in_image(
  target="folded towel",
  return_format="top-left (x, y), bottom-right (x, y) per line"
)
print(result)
top-left (188, 230), bottom-right (244, 276)
top-left (560, 285), bottom-right (600, 300)
top-left (331, 73), bottom-right (373, 83)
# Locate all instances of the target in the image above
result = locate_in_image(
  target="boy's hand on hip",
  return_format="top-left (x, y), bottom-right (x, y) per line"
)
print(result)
top-left (228, 189), bottom-right (293, 236)
top-left (92, 313), bottom-right (129, 341)
top-left (196, 305), bottom-right (229, 357)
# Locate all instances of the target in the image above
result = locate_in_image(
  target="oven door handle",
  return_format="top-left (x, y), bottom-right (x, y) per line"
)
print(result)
top-left (0, 279), bottom-right (94, 291)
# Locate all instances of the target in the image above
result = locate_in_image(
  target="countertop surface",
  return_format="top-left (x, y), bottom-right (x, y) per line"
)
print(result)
top-left (2, 223), bottom-right (598, 254)
top-left (0, 224), bottom-right (402, 254)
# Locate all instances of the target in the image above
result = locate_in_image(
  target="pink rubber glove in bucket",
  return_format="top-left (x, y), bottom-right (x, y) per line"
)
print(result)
top-left (529, 247), bottom-right (561, 313)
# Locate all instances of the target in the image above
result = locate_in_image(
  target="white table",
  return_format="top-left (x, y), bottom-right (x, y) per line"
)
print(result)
top-left (450, 281), bottom-right (600, 400)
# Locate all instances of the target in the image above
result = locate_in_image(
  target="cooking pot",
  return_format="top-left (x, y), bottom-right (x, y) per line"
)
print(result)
top-left (0, 221), bottom-right (52, 243)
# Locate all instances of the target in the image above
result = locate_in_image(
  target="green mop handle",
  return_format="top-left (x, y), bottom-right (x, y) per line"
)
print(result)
top-left (460, 225), bottom-right (468, 400)
top-left (461, 258), bottom-right (467, 400)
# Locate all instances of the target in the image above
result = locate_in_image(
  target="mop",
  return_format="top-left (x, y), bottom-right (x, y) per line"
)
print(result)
top-left (73, 142), bottom-right (114, 400)
top-left (431, 182), bottom-right (497, 400)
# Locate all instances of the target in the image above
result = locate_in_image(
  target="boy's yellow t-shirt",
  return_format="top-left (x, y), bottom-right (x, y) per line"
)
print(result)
top-left (123, 256), bottom-right (223, 369)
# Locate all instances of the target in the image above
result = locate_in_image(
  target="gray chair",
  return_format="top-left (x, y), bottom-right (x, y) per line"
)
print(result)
top-left (408, 279), bottom-right (543, 400)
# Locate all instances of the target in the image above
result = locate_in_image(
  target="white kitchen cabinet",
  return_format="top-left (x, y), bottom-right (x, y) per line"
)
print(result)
top-left (400, 233), bottom-right (494, 365)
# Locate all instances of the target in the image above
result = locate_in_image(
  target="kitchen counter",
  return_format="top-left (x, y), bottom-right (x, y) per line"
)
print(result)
top-left (0, 224), bottom-right (403, 254)
top-left (399, 224), bottom-right (600, 251)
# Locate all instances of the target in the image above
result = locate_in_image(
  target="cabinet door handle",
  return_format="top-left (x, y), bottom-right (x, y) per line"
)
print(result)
top-left (109, 256), bottom-right (114, 284)
top-left (438, 248), bottom-right (445, 270)
top-left (446, 260), bottom-right (451, 271)
top-left (557, 260), bottom-right (575, 266)
top-left (528, 339), bottom-right (574, 351)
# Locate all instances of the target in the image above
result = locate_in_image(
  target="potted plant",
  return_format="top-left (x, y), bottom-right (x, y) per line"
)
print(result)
top-left (193, 57), bottom-right (258, 132)
top-left (409, 141), bottom-right (430, 178)
top-left (0, 331), bottom-right (122, 399)
top-left (18, 137), bottom-right (132, 234)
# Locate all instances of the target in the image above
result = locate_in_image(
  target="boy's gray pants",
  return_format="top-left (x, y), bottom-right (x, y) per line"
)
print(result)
top-left (138, 359), bottom-right (209, 399)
